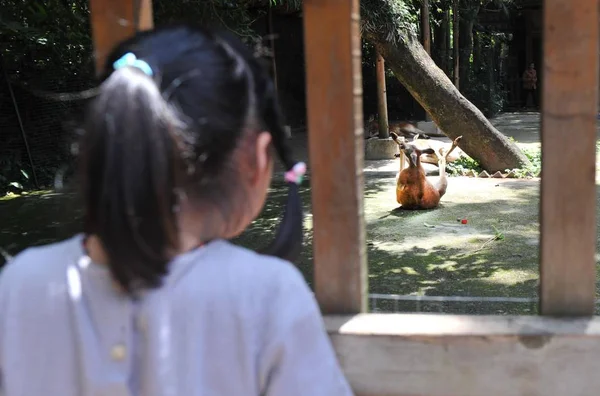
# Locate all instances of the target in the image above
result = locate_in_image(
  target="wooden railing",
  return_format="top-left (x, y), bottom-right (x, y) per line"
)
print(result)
top-left (88, 0), bottom-right (599, 394)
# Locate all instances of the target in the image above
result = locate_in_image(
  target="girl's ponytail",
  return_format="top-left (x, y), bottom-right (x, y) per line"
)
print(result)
top-left (258, 91), bottom-right (307, 263)
top-left (80, 53), bottom-right (180, 294)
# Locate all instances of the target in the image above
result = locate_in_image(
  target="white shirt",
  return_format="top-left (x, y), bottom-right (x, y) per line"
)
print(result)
top-left (0, 234), bottom-right (353, 396)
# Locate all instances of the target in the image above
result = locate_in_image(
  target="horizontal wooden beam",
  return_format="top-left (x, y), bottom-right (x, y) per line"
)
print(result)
top-left (325, 314), bottom-right (600, 396)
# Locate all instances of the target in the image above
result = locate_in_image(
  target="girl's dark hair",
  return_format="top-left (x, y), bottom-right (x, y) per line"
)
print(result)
top-left (79, 24), bottom-right (304, 294)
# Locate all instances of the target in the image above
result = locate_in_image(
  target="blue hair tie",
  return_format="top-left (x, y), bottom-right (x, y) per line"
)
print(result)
top-left (113, 52), bottom-right (153, 76)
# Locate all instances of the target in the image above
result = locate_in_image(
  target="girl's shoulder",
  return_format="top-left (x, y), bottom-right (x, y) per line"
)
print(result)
top-left (179, 239), bottom-right (311, 296)
top-left (175, 240), bottom-right (317, 318)
top-left (0, 234), bottom-right (83, 291)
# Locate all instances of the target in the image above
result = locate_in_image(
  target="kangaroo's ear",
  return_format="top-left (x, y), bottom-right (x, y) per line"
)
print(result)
top-left (421, 148), bottom-right (436, 155)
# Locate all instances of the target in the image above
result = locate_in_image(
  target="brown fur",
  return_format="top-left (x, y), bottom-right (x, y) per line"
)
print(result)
top-left (391, 132), bottom-right (462, 210)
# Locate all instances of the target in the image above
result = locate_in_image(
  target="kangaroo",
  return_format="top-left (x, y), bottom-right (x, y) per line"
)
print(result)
top-left (390, 132), bottom-right (462, 210)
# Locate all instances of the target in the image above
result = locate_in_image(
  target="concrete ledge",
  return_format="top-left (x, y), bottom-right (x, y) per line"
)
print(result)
top-left (364, 137), bottom-right (398, 160)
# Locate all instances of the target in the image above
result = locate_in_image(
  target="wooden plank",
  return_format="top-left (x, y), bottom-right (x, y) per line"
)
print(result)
top-left (88, 0), bottom-right (154, 75)
top-left (539, 0), bottom-right (598, 316)
top-left (303, 0), bottom-right (368, 314)
top-left (325, 314), bottom-right (600, 396)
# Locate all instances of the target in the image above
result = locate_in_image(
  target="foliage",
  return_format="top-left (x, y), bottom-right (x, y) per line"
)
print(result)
top-left (504, 146), bottom-right (541, 178)
top-left (361, 0), bottom-right (420, 44)
top-left (0, 0), bottom-right (94, 87)
top-left (154, 0), bottom-right (265, 44)
top-left (461, 31), bottom-right (511, 118)
top-left (447, 135), bottom-right (544, 179)
top-left (0, 152), bottom-right (31, 194)
top-left (447, 155), bottom-right (483, 176)
top-left (0, 0), bottom-right (278, 196)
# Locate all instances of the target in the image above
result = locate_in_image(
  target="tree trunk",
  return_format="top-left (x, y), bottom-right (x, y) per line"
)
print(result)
top-left (472, 30), bottom-right (481, 73)
top-left (421, 0), bottom-right (431, 54)
top-left (486, 44), bottom-right (493, 114)
top-left (452, 0), bottom-right (459, 88)
top-left (361, 3), bottom-right (529, 172)
top-left (436, 10), bottom-right (449, 75)
top-left (458, 18), bottom-right (474, 87)
top-left (445, 10), bottom-right (451, 75)
top-left (458, 2), bottom-right (479, 89)
top-left (421, 0), bottom-right (431, 121)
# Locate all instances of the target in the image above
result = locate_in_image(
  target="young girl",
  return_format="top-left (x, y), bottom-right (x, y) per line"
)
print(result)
top-left (0, 24), bottom-right (353, 395)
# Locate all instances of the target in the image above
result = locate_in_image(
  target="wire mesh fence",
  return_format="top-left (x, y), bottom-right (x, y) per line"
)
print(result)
top-left (0, 1), bottom-right (95, 194)
top-left (368, 293), bottom-right (600, 315)
top-left (1, 74), bottom-right (92, 188)
top-left (369, 293), bottom-right (539, 315)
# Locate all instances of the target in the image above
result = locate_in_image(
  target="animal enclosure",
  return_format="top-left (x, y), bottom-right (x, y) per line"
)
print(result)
top-left (89, 0), bottom-right (600, 395)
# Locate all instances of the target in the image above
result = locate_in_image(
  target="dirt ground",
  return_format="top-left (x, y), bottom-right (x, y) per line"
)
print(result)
top-left (2, 112), bottom-right (599, 315)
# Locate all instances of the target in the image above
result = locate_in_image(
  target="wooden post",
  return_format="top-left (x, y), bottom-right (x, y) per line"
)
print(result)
top-left (376, 51), bottom-right (389, 139)
top-left (422, 0), bottom-right (432, 121)
top-left (453, 0), bottom-right (460, 89)
top-left (539, 0), bottom-right (598, 316)
top-left (303, 0), bottom-right (368, 314)
top-left (88, 0), bottom-right (154, 75)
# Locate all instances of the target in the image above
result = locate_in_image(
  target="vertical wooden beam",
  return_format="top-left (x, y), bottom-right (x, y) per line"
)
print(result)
top-left (453, 0), bottom-right (460, 89)
top-left (376, 51), bottom-right (389, 139)
top-left (88, 0), bottom-right (154, 75)
top-left (539, 0), bottom-right (598, 316)
top-left (303, 0), bottom-right (368, 314)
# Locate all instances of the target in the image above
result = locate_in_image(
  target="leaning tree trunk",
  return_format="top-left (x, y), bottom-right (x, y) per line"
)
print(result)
top-left (361, 1), bottom-right (529, 172)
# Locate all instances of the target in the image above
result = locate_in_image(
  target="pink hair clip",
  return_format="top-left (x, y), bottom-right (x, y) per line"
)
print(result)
top-left (284, 162), bottom-right (307, 185)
